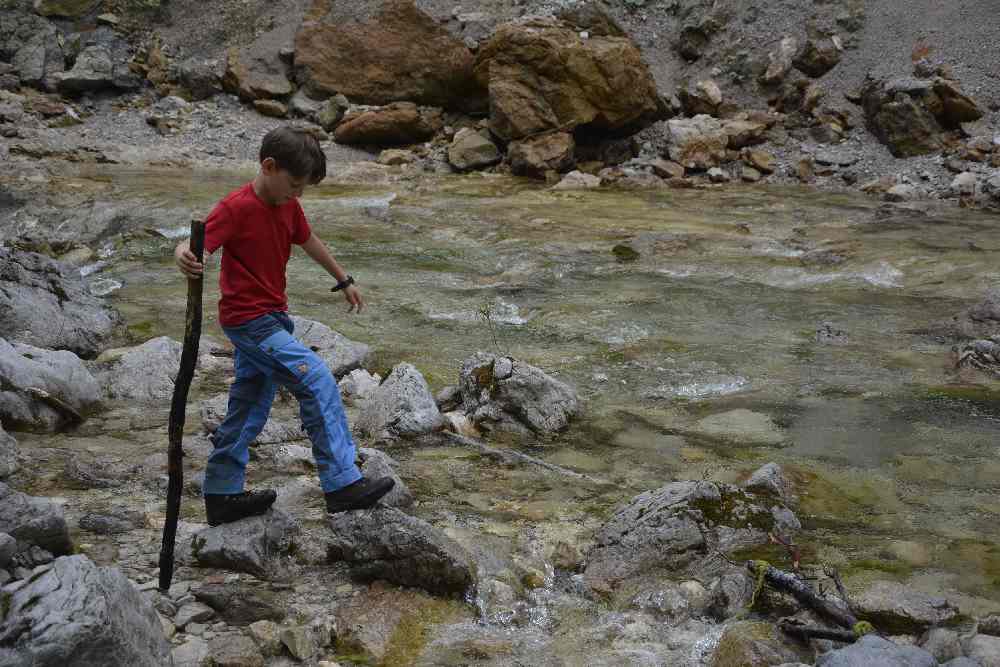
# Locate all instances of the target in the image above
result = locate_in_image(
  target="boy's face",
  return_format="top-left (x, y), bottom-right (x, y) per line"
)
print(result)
top-left (260, 158), bottom-right (309, 206)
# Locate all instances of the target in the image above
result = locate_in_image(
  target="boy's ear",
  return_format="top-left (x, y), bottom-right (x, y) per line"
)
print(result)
top-left (260, 157), bottom-right (277, 174)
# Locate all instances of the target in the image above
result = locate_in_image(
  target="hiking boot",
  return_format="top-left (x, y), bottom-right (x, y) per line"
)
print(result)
top-left (205, 489), bottom-right (277, 526)
top-left (324, 476), bottom-right (395, 514)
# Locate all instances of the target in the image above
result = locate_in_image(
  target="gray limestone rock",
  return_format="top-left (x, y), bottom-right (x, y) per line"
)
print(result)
top-left (55, 44), bottom-right (115, 94)
top-left (193, 582), bottom-right (286, 626)
top-left (339, 368), bottom-right (381, 405)
top-left (291, 316), bottom-right (369, 377)
top-left (0, 248), bottom-right (121, 359)
top-left (190, 509), bottom-right (299, 578)
top-left (357, 363), bottom-right (442, 441)
top-left (358, 447), bottom-right (413, 507)
top-left (0, 338), bottom-right (102, 431)
top-left (174, 601), bottom-right (215, 629)
top-left (742, 462), bottom-right (793, 504)
top-left (0, 421), bottom-right (18, 478)
top-left (447, 128), bottom-right (501, 171)
top-left (459, 352), bottom-right (580, 436)
top-left (0, 532), bottom-right (16, 568)
top-left (171, 637), bottom-right (209, 667)
top-left (0, 482), bottom-right (72, 555)
top-left (854, 580), bottom-right (960, 634)
top-left (93, 337), bottom-right (182, 403)
top-left (666, 115), bottom-right (729, 170)
top-left (963, 634), bottom-right (1000, 667)
top-left (816, 634), bottom-right (936, 667)
top-left (206, 634), bottom-right (263, 667)
top-left (919, 627), bottom-right (963, 663)
top-left (0, 555), bottom-right (171, 667)
top-left (325, 507), bottom-right (476, 597)
top-left (78, 507), bottom-right (145, 535)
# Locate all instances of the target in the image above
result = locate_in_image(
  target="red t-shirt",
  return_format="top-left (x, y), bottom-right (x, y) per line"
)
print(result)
top-left (203, 182), bottom-right (312, 327)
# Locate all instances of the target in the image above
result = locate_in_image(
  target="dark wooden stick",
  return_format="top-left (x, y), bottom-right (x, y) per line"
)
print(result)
top-left (158, 219), bottom-right (205, 591)
top-left (779, 619), bottom-right (859, 643)
top-left (747, 561), bottom-right (859, 630)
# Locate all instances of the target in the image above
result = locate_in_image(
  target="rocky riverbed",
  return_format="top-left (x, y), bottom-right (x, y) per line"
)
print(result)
top-left (3, 0), bottom-right (1000, 666)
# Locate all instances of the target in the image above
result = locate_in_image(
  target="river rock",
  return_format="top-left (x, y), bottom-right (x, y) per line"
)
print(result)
top-left (951, 171), bottom-right (978, 196)
top-left (861, 76), bottom-right (983, 157)
top-left (919, 627), bottom-right (962, 662)
top-left (0, 421), bottom-right (18, 478)
top-left (194, 582), bottom-right (285, 626)
top-left (963, 634), bottom-right (1000, 667)
top-left (206, 634), bottom-right (264, 667)
top-left (474, 15), bottom-right (663, 141)
top-left (294, 0), bottom-right (482, 110)
top-left (201, 393), bottom-right (305, 445)
top-left (584, 480), bottom-right (797, 595)
top-left (0, 248), bottom-right (121, 358)
top-left (666, 115), bottom-right (729, 170)
top-left (93, 336), bottom-right (182, 403)
top-left (325, 507), bottom-right (476, 597)
top-left (552, 170), bottom-right (602, 190)
top-left (222, 43), bottom-right (292, 101)
top-left (317, 93), bottom-right (349, 132)
top-left (816, 634), bottom-right (936, 667)
top-left (290, 315), bottom-right (369, 377)
top-left (356, 363), bottom-right (442, 441)
top-left (712, 621), bottom-right (801, 667)
top-left (0, 555), bottom-right (171, 666)
top-left (358, 447), bottom-right (413, 507)
top-left (54, 45), bottom-right (114, 95)
top-left (190, 509), bottom-right (299, 578)
top-left (885, 184), bottom-right (921, 202)
top-left (508, 132), bottom-right (576, 178)
top-left (447, 128), bottom-right (501, 171)
top-left (0, 339), bottom-right (102, 432)
top-left (854, 580), bottom-right (960, 634)
top-left (793, 36), bottom-right (842, 78)
top-left (0, 483), bottom-right (72, 555)
top-left (171, 637), bottom-right (209, 667)
top-left (333, 102), bottom-right (442, 146)
top-left (459, 351), bottom-right (580, 436)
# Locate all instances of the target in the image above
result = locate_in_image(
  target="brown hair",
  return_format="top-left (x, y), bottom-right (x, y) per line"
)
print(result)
top-left (259, 126), bottom-right (327, 183)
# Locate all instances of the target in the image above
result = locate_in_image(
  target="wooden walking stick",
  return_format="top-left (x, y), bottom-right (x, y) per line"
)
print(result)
top-left (159, 219), bottom-right (205, 591)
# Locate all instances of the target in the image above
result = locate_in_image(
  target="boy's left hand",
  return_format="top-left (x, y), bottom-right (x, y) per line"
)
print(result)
top-left (343, 285), bottom-right (364, 313)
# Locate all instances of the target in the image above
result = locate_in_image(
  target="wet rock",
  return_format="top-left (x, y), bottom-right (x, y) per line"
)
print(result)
top-left (0, 248), bottom-right (121, 358)
top-left (289, 88), bottom-right (324, 120)
top-left (741, 166), bottom-right (762, 183)
top-left (93, 336), bottom-right (182, 403)
top-left (708, 167), bottom-right (730, 183)
top-left (666, 115), bottom-right (728, 170)
top-left (678, 79), bottom-right (723, 116)
top-left (742, 462), bottom-right (793, 504)
top-left (649, 158), bottom-right (686, 179)
top-left (377, 148), bottom-right (416, 166)
top-left (713, 621), bottom-right (801, 667)
top-left (0, 482), bottom-right (71, 556)
top-left (79, 507), bottom-right (144, 535)
top-left (317, 93), bottom-right (349, 132)
top-left (761, 36), bottom-right (798, 85)
top-left (206, 634), bottom-right (264, 667)
top-left (584, 480), bottom-right (797, 595)
top-left (290, 316), bottom-right (370, 377)
top-left (885, 184), bottom-right (920, 202)
top-left (0, 421), bottom-right (18, 478)
top-left (474, 16), bottom-right (663, 141)
top-left (222, 44), bottom-right (292, 102)
top-left (552, 170), bottom-right (602, 190)
top-left (817, 634), bottom-right (936, 667)
top-left (358, 447), bottom-right (413, 507)
top-left (919, 627), bottom-right (962, 662)
top-left (334, 102), bottom-right (442, 146)
top-left (854, 580), bottom-right (960, 634)
top-left (325, 507), bottom-right (476, 596)
top-left (508, 132), bottom-right (576, 178)
top-left (171, 637), bottom-right (209, 667)
top-left (201, 393), bottom-right (305, 445)
top-left (693, 409), bottom-right (786, 446)
top-left (339, 368), bottom-right (381, 405)
top-left (944, 290), bottom-right (1000, 340)
top-left (193, 582), bottom-right (285, 626)
top-left (447, 128), bottom-right (501, 171)
top-left (357, 363), bottom-right (441, 441)
top-left (962, 634), bottom-right (1000, 666)
top-left (295, 0), bottom-right (482, 110)
top-left (253, 99), bottom-right (287, 118)
top-left (459, 351), bottom-right (580, 436)
top-left (0, 555), bottom-right (171, 666)
top-left (190, 509), bottom-right (299, 578)
top-left (793, 36), bottom-right (842, 78)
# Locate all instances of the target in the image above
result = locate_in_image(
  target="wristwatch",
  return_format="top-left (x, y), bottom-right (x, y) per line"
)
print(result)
top-left (331, 275), bottom-right (355, 292)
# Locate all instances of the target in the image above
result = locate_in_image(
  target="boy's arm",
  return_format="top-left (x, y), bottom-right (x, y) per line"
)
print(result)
top-left (300, 232), bottom-right (365, 313)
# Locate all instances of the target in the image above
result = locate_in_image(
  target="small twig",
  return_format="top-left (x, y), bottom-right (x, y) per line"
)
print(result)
top-left (440, 431), bottom-right (608, 485)
top-left (769, 532), bottom-right (801, 570)
top-left (25, 387), bottom-right (83, 425)
top-left (824, 565), bottom-right (857, 617)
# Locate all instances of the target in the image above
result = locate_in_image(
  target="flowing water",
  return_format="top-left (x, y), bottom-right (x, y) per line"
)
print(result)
top-left (19, 165), bottom-right (1000, 663)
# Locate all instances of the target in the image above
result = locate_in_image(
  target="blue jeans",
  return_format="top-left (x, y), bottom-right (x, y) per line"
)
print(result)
top-left (203, 311), bottom-right (362, 495)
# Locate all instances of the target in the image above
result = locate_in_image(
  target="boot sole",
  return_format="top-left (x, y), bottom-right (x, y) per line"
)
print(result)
top-left (205, 494), bottom-right (277, 526)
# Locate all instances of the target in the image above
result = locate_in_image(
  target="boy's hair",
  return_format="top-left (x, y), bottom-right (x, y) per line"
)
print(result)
top-left (259, 126), bottom-right (327, 184)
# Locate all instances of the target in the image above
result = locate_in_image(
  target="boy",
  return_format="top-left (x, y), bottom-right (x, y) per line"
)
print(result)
top-left (174, 126), bottom-right (393, 526)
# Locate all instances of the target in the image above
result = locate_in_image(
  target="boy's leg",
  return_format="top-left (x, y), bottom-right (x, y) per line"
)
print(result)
top-left (202, 347), bottom-right (277, 495)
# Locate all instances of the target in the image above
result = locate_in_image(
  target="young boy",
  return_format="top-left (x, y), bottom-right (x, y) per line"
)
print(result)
top-left (174, 126), bottom-right (393, 525)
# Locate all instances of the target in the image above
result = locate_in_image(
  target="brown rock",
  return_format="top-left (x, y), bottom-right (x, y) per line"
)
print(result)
top-left (796, 158), bottom-right (815, 182)
top-left (474, 17), bottom-right (663, 141)
top-left (933, 78), bottom-right (984, 126)
top-left (447, 128), bottom-right (500, 171)
top-left (253, 99), bottom-right (287, 118)
top-left (33, 0), bottom-right (99, 18)
top-left (860, 176), bottom-right (896, 194)
top-left (333, 102), bottom-right (442, 146)
top-left (741, 166), bottom-right (762, 182)
top-left (223, 46), bottom-right (292, 102)
top-left (678, 79), bottom-right (723, 116)
top-left (666, 115), bottom-right (728, 170)
top-left (377, 149), bottom-right (416, 166)
top-left (723, 119), bottom-right (768, 149)
top-left (294, 0), bottom-right (483, 111)
top-left (761, 36), bottom-right (797, 85)
top-left (649, 158), bottom-right (685, 179)
top-left (508, 132), bottom-right (575, 178)
top-left (793, 36), bottom-right (842, 78)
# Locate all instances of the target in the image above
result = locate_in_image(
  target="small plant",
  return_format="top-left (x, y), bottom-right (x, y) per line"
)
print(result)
top-left (476, 300), bottom-right (507, 357)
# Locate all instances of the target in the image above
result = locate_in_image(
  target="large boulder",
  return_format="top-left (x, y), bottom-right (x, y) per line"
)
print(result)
top-left (854, 580), bottom-right (960, 634)
top-left (0, 555), bottom-right (171, 667)
top-left (0, 248), bottom-right (121, 358)
top-left (357, 363), bottom-right (442, 441)
top-left (290, 316), bottom-right (369, 377)
top-left (333, 102), bottom-right (443, 146)
top-left (93, 336), bottom-right (182, 403)
top-left (0, 482), bottom-right (72, 556)
top-left (817, 634), bottom-right (936, 667)
top-left (459, 352), bottom-right (580, 436)
top-left (0, 421), bottom-right (18, 479)
top-left (325, 507), bottom-right (476, 597)
top-left (666, 115), bottom-right (729, 170)
top-left (294, 0), bottom-right (483, 110)
top-left (861, 76), bottom-right (983, 157)
top-left (54, 45), bottom-right (114, 95)
top-left (189, 509), bottom-right (299, 578)
top-left (583, 480), bottom-right (798, 595)
top-left (222, 40), bottom-right (293, 102)
top-left (0, 339), bottom-right (102, 432)
top-left (473, 16), bottom-right (664, 141)
top-left (508, 132), bottom-right (576, 178)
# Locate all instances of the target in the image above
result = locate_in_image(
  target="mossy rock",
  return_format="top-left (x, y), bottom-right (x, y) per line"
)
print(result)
top-left (712, 621), bottom-right (801, 667)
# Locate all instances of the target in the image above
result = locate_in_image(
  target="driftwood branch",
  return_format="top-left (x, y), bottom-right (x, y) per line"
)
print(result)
top-left (778, 618), bottom-right (859, 643)
top-left (158, 219), bottom-right (205, 591)
top-left (440, 431), bottom-right (608, 485)
top-left (746, 560), bottom-right (859, 630)
top-left (25, 387), bottom-right (82, 425)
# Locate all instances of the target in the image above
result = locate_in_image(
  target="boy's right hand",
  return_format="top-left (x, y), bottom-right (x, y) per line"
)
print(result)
top-left (174, 241), bottom-right (204, 279)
